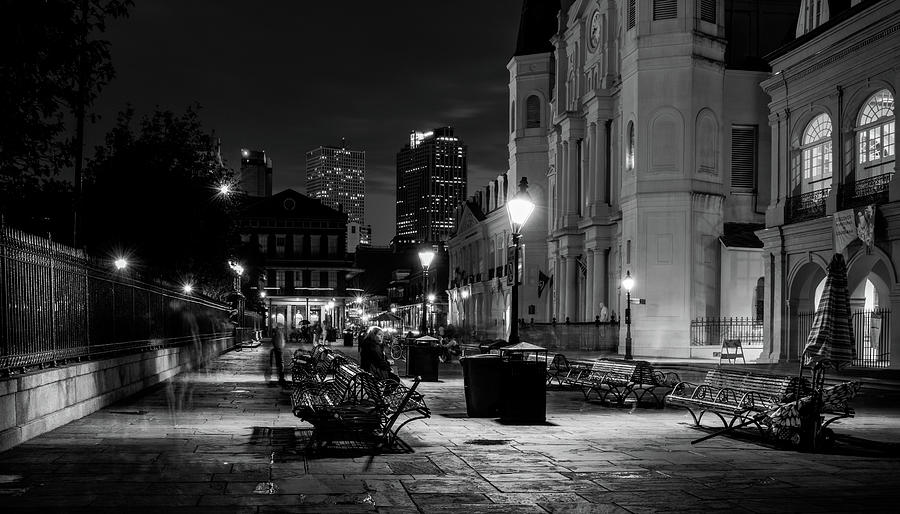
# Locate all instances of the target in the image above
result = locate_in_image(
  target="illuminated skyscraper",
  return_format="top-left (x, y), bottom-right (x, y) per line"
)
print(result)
top-left (395, 127), bottom-right (467, 245)
top-left (306, 140), bottom-right (368, 248)
top-left (239, 149), bottom-right (272, 197)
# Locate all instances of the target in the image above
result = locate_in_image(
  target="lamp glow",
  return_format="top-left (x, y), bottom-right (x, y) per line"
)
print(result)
top-left (217, 183), bottom-right (232, 196)
top-left (182, 284), bottom-right (194, 294)
top-left (506, 196), bottom-right (535, 233)
top-left (260, 291), bottom-right (266, 298)
top-left (114, 258), bottom-right (128, 270)
top-left (622, 271), bottom-right (635, 292)
top-left (418, 249), bottom-right (435, 269)
top-left (427, 293), bottom-right (436, 303)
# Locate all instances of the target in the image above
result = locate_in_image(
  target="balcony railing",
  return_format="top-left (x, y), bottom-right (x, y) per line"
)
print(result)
top-left (785, 188), bottom-right (829, 224)
top-left (840, 172), bottom-right (893, 210)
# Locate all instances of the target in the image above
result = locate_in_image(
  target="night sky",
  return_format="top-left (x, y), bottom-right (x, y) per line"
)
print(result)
top-left (89, 0), bottom-right (525, 245)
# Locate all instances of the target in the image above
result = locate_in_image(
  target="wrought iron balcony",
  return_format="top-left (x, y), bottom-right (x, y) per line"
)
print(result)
top-left (785, 188), bottom-right (829, 224)
top-left (839, 172), bottom-right (893, 210)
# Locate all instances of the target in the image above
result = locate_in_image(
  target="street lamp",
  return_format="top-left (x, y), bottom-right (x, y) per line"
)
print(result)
top-left (622, 270), bottom-right (635, 360)
top-left (182, 283), bottom-right (194, 294)
top-left (427, 293), bottom-right (436, 335)
top-left (506, 177), bottom-right (535, 344)
top-left (113, 257), bottom-right (128, 270)
top-left (418, 248), bottom-right (436, 335)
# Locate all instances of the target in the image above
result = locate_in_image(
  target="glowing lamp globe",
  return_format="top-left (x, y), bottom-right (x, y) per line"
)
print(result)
top-left (622, 271), bottom-right (635, 292)
top-left (418, 250), bottom-right (435, 269)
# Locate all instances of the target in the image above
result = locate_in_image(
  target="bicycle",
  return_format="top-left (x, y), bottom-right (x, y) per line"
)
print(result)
top-left (389, 338), bottom-right (407, 361)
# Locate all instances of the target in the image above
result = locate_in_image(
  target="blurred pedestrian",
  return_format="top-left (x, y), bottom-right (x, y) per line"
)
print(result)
top-left (269, 322), bottom-right (287, 386)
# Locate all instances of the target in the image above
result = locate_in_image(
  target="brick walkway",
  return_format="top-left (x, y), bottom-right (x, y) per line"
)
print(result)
top-left (1, 343), bottom-right (899, 513)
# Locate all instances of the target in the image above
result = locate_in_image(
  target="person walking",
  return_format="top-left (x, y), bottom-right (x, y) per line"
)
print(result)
top-left (270, 322), bottom-right (287, 386)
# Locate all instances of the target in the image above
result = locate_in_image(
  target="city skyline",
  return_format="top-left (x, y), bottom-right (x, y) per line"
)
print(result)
top-left (85, 0), bottom-right (525, 245)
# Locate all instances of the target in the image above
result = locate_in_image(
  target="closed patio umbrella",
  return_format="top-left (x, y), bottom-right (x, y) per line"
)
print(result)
top-left (803, 253), bottom-right (856, 372)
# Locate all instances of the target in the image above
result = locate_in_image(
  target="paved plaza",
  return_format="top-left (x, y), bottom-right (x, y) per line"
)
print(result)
top-left (2, 342), bottom-right (900, 513)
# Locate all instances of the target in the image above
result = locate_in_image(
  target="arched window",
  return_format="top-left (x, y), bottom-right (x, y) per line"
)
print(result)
top-left (526, 95), bottom-right (541, 128)
top-left (856, 89), bottom-right (895, 176)
top-left (626, 121), bottom-right (635, 170)
top-left (510, 101), bottom-right (516, 133)
top-left (800, 113), bottom-right (832, 192)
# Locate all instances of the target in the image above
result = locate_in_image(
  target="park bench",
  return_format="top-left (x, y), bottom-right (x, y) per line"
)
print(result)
top-left (291, 345), bottom-right (342, 384)
top-left (290, 361), bottom-right (430, 451)
top-left (562, 358), bottom-right (680, 407)
top-left (666, 368), bottom-right (810, 437)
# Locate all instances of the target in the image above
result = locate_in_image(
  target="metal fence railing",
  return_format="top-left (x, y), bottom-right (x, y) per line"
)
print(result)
top-left (690, 317), bottom-right (764, 347)
top-left (0, 224), bottom-right (237, 375)
top-left (795, 309), bottom-right (890, 368)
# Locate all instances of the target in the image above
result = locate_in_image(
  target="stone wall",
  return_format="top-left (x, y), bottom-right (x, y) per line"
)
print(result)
top-left (478, 323), bottom-right (620, 353)
top-left (0, 334), bottom-right (235, 452)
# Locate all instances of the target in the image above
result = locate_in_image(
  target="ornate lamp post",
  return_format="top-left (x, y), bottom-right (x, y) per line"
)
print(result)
top-left (229, 260), bottom-right (245, 327)
top-left (418, 248), bottom-right (435, 335)
top-left (506, 177), bottom-right (536, 345)
top-left (622, 270), bottom-right (635, 360)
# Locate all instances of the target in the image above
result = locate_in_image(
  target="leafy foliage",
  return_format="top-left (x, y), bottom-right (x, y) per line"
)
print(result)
top-left (82, 106), bottom-right (241, 301)
top-left (0, 0), bottom-right (132, 237)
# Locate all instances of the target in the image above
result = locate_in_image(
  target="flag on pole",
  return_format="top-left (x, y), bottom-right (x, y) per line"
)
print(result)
top-left (538, 271), bottom-right (551, 298)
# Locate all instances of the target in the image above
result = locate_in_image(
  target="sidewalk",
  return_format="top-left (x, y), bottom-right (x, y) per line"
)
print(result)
top-left (1, 342), bottom-right (899, 513)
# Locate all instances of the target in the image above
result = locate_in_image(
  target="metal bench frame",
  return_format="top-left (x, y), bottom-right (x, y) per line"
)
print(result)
top-left (562, 359), bottom-right (680, 408)
top-left (666, 368), bottom-right (810, 438)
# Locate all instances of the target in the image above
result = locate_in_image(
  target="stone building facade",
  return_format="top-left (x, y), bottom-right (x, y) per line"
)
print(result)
top-left (758, 0), bottom-right (899, 367)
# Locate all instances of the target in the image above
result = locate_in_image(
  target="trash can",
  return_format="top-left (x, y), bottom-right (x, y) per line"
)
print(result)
top-left (342, 330), bottom-right (354, 347)
top-left (406, 336), bottom-right (440, 381)
top-left (499, 342), bottom-right (547, 422)
top-left (461, 354), bottom-right (502, 417)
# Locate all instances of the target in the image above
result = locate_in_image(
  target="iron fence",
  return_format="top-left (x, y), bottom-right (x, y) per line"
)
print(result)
top-left (690, 317), bottom-right (763, 347)
top-left (795, 309), bottom-right (890, 368)
top-left (0, 224), bottom-right (236, 374)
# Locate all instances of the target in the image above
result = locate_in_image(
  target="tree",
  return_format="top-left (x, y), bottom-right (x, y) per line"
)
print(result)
top-left (0, 0), bottom-right (131, 240)
top-left (82, 106), bottom-right (241, 300)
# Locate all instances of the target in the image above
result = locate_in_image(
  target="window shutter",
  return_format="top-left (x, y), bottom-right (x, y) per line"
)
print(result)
top-left (698, 0), bottom-right (716, 24)
top-left (627, 0), bottom-right (636, 29)
top-left (653, 0), bottom-right (677, 20)
top-left (526, 96), bottom-right (541, 128)
top-left (731, 126), bottom-right (757, 189)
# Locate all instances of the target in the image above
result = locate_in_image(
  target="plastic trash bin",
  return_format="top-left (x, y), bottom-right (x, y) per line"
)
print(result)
top-left (461, 354), bottom-right (502, 417)
top-left (499, 342), bottom-right (547, 423)
top-left (407, 337), bottom-right (440, 381)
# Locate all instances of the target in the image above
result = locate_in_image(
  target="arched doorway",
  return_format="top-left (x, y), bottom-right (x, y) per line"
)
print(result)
top-left (847, 253), bottom-right (894, 367)
top-left (787, 261), bottom-right (827, 362)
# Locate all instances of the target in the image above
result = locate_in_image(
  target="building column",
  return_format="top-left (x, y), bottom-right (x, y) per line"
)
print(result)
top-left (593, 248), bottom-right (607, 316)
top-left (595, 121), bottom-right (608, 206)
top-left (585, 249), bottom-right (595, 321)
top-left (587, 124), bottom-right (596, 216)
top-left (565, 256), bottom-right (578, 321)
top-left (567, 139), bottom-right (579, 217)
top-left (557, 257), bottom-right (567, 321)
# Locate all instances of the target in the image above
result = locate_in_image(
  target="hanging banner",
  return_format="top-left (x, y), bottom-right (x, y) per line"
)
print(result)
top-left (538, 271), bottom-right (551, 298)
top-left (506, 245), bottom-right (516, 286)
top-left (833, 208), bottom-right (856, 253)
top-left (856, 204), bottom-right (875, 254)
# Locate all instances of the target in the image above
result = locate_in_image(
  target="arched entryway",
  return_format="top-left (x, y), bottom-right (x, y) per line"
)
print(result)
top-left (846, 252), bottom-right (894, 367)
top-left (787, 260), bottom-right (827, 362)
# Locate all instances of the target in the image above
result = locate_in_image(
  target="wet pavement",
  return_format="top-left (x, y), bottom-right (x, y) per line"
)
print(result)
top-left (1, 341), bottom-right (899, 513)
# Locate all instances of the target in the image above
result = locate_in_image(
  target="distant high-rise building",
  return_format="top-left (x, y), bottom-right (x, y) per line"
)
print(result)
top-left (306, 141), bottom-right (368, 249)
top-left (239, 149), bottom-right (272, 197)
top-left (395, 127), bottom-right (467, 245)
